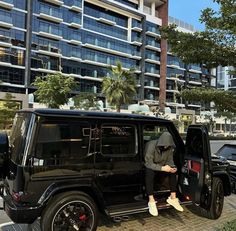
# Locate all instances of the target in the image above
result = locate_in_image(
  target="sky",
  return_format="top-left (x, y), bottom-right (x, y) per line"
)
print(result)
top-left (169, 0), bottom-right (219, 31)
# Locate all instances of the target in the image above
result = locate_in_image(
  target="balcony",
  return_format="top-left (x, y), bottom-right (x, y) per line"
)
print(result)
top-left (188, 65), bottom-right (202, 74)
top-left (0, 13), bottom-right (13, 28)
top-left (68, 34), bottom-right (82, 45)
top-left (68, 0), bottom-right (82, 12)
top-left (146, 27), bottom-right (161, 38)
top-left (132, 20), bottom-right (142, 32)
top-left (131, 52), bottom-right (142, 60)
top-left (43, 0), bottom-right (63, 6)
top-left (69, 17), bottom-right (82, 28)
top-left (145, 70), bottom-right (160, 77)
top-left (146, 40), bottom-right (161, 52)
top-left (131, 36), bottom-right (142, 46)
top-left (69, 51), bottom-right (81, 62)
top-left (38, 25), bottom-right (62, 40)
top-left (39, 5), bottom-right (63, 23)
top-left (37, 45), bottom-right (62, 57)
top-left (145, 54), bottom-right (160, 65)
top-left (69, 56), bottom-right (82, 62)
top-left (0, 35), bottom-right (12, 47)
top-left (187, 102), bottom-right (201, 108)
top-left (188, 79), bottom-right (202, 86)
top-left (84, 43), bottom-right (131, 58)
top-left (167, 60), bottom-right (180, 68)
top-left (0, 0), bottom-right (13, 10)
top-left (97, 17), bottom-right (116, 26)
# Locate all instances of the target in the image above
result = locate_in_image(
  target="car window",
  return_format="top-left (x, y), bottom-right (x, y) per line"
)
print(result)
top-left (100, 124), bottom-right (137, 156)
top-left (186, 129), bottom-right (204, 158)
top-left (143, 124), bottom-right (169, 143)
top-left (217, 146), bottom-right (236, 160)
top-left (32, 120), bottom-right (93, 166)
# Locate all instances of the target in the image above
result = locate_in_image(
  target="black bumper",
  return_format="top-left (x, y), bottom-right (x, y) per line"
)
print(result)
top-left (3, 195), bottom-right (43, 224)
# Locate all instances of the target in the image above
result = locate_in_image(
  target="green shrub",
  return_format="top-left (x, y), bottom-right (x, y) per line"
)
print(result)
top-left (217, 219), bottom-right (236, 231)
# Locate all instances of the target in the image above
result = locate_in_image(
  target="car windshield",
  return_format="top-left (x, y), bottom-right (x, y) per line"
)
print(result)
top-left (9, 112), bottom-right (32, 165)
top-left (216, 145), bottom-right (236, 161)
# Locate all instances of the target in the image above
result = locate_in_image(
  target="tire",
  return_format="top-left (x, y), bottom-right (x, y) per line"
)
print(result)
top-left (199, 177), bottom-right (224, 219)
top-left (41, 191), bottom-right (98, 231)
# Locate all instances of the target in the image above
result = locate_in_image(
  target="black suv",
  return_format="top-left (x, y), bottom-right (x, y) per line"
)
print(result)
top-left (0, 109), bottom-right (231, 231)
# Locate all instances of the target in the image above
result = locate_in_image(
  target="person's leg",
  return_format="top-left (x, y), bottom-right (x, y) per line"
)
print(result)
top-left (145, 168), bottom-right (158, 216)
top-left (166, 172), bottom-right (184, 212)
top-left (169, 172), bottom-right (177, 199)
top-left (145, 168), bottom-right (155, 199)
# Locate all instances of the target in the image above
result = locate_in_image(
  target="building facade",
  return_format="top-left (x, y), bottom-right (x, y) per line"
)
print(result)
top-left (0, 0), bottom-right (214, 114)
top-left (217, 66), bottom-right (236, 91)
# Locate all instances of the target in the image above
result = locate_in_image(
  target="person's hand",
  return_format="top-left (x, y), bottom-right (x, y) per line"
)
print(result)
top-left (161, 165), bottom-right (177, 173)
top-left (170, 167), bottom-right (177, 173)
top-left (161, 165), bottom-right (172, 172)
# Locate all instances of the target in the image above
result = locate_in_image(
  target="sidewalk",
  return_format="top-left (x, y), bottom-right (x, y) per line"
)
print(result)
top-left (0, 194), bottom-right (235, 231)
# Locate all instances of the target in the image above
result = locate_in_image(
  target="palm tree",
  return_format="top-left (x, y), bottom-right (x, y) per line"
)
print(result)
top-left (102, 61), bottom-right (137, 112)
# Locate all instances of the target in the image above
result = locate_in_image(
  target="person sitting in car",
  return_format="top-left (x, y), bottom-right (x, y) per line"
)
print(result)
top-left (144, 131), bottom-right (184, 216)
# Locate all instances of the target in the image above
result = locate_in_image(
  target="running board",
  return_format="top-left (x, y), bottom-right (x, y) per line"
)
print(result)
top-left (107, 200), bottom-right (192, 217)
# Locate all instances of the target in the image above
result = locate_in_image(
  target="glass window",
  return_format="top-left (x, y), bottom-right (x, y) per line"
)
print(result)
top-left (12, 10), bottom-right (26, 29)
top-left (33, 121), bottom-right (93, 166)
top-left (14, 0), bottom-right (26, 10)
top-left (216, 145), bottom-right (236, 160)
top-left (9, 112), bottom-right (32, 165)
top-left (0, 67), bottom-right (24, 85)
top-left (83, 17), bottom-right (127, 41)
top-left (101, 124), bottom-right (137, 156)
top-left (143, 125), bottom-right (169, 143)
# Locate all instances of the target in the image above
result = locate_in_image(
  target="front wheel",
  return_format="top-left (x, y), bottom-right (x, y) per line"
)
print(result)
top-left (199, 177), bottom-right (224, 219)
top-left (41, 191), bottom-right (98, 231)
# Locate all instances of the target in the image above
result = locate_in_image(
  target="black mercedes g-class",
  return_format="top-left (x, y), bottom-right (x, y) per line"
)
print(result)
top-left (0, 109), bottom-right (231, 231)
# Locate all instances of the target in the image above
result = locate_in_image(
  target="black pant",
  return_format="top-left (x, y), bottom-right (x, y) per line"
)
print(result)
top-left (145, 168), bottom-right (177, 195)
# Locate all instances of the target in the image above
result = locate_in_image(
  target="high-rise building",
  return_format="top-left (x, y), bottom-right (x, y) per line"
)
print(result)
top-left (217, 66), bottom-right (236, 91)
top-left (0, 0), bottom-right (214, 114)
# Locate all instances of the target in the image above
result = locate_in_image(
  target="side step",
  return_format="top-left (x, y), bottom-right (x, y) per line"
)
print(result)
top-left (107, 199), bottom-right (192, 217)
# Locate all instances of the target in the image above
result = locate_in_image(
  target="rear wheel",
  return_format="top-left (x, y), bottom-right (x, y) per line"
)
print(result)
top-left (41, 191), bottom-right (98, 231)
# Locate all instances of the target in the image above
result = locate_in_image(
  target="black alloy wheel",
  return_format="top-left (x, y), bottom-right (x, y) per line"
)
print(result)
top-left (52, 200), bottom-right (94, 231)
top-left (41, 191), bottom-right (98, 231)
top-left (214, 178), bottom-right (224, 217)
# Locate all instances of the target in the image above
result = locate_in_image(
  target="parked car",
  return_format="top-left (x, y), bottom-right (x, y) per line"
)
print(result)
top-left (0, 109), bottom-right (232, 231)
top-left (214, 144), bottom-right (236, 193)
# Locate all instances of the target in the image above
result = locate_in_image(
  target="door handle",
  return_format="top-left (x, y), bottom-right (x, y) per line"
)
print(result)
top-left (97, 171), bottom-right (114, 177)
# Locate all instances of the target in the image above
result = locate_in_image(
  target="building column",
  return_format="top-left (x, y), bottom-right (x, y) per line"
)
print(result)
top-left (151, 2), bottom-right (155, 16)
top-left (24, 0), bottom-right (33, 106)
top-left (158, 0), bottom-right (168, 112)
top-left (139, 15), bottom-right (146, 101)
top-left (128, 17), bottom-right (132, 42)
top-left (139, 0), bottom-right (144, 11)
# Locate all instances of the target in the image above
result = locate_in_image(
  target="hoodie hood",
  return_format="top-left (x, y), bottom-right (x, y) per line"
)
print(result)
top-left (157, 132), bottom-right (175, 147)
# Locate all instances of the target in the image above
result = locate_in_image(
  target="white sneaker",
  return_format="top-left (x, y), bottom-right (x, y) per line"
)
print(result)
top-left (148, 201), bottom-right (158, 216)
top-left (166, 197), bottom-right (184, 212)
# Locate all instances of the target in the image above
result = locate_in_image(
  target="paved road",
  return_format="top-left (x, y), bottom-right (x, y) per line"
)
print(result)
top-left (0, 194), bottom-right (236, 231)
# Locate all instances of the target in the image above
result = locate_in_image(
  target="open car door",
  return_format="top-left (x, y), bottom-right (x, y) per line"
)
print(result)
top-left (0, 132), bottom-right (8, 182)
top-left (179, 125), bottom-right (212, 204)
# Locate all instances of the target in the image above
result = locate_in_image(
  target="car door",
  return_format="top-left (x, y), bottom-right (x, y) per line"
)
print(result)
top-left (179, 125), bottom-right (212, 204)
top-left (0, 132), bottom-right (8, 182)
top-left (94, 122), bottom-right (143, 206)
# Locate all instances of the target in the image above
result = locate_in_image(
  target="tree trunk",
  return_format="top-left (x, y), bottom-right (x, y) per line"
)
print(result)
top-left (117, 105), bottom-right (121, 113)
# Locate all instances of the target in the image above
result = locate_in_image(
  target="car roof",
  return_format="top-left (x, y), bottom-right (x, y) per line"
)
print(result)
top-left (18, 108), bottom-right (170, 123)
